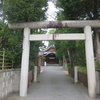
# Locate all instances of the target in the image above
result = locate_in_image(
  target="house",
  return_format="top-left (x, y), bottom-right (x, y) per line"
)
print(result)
top-left (44, 45), bottom-right (59, 64)
top-left (38, 45), bottom-right (59, 65)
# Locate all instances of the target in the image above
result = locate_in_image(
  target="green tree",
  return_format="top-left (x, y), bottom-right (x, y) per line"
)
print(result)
top-left (3, 0), bottom-right (47, 23)
top-left (0, 21), bottom-right (23, 67)
top-left (54, 27), bottom-right (85, 67)
top-left (0, 22), bottom-right (9, 49)
top-left (0, 0), bottom-right (48, 68)
top-left (56, 0), bottom-right (100, 62)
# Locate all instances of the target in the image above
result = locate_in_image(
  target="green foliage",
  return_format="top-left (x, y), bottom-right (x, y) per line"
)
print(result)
top-left (0, 0), bottom-right (48, 68)
top-left (29, 41), bottom-right (45, 70)
top-left (75, 41), bottom-right (86, 66)
top-left (56, 0), bottom-right (100, 63)
top-left (0, 22), bottom-right (23, 67)
top-left (0, 51), bottom-right (13, 69)
top-left (67, 63), bottom-right (71, 68)
top-left (78, 67), bottom-right (87, 74)
top-left (53, 27), bottom-right (86, 67)
top-left (4, 0), bottom-right (48, 22)
top-left (49, 29), bottom-right (56, 34)
top-left (95, 60), bottom-right (100, 69)
top-left (55, 0), bottom-right (99, 67)
top-left (29, 61), bottom-right (34, 70)
top-left (29, 29), bottom-right (46, 68)
top-left (0, 22), bottom-right (9, 49)
top-left (30, 41), bottom-right (44, 62)
top-left (56, 0), bottom-right (100, 20)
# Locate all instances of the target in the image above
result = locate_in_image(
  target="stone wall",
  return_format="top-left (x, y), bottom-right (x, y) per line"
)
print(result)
top-left (0, 69), bottom-right (20, 99)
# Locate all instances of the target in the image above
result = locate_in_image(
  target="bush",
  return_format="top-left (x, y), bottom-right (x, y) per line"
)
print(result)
top-left (78, 67), bottom-right (87, 74)
top-left (95, 61), bottom-right (100, 69)
top-left (29, 61), bottom-right (34, 70)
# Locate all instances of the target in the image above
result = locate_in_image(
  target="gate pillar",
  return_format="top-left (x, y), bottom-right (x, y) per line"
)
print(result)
top-left (84, 26), bottom-right (97, 99)
top-left (20, 27), bottom-right (30, 97)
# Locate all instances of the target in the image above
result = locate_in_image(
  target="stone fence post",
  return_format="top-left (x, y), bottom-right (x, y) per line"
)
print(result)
top-left (34, 66), bottom-right (37, 82)
top-left (74, 66), bottom-right (78, 83)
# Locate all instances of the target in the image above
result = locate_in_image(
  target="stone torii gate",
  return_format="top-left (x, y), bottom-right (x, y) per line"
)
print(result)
top-left (8, 20), bottom-right (100, 99)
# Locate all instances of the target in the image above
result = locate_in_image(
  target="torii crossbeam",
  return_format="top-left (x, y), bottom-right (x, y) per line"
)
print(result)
top-left (8, 20), bottom-right (100, 29)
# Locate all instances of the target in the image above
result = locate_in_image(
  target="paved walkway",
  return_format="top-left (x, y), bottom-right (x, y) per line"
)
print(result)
top-left (2, 66), bottom-right (100, 100)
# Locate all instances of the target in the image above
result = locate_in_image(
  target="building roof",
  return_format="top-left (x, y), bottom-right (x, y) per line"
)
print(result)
top-left (38, 45), bottom-right (56, 56)
top-left (45, 44), bottom-right (55, 52)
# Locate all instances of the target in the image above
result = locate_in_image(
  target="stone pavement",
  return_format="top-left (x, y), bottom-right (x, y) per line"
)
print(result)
top-left (2, 66), bottom-right (100, 100)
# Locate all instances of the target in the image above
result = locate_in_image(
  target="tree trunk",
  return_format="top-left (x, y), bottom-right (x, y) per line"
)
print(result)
top-left (67, 49), bottom-right (71, 65)
top-left (63, 53), bottom-right (66, 69)
top-left (67, 49), bottom-right (74, 68)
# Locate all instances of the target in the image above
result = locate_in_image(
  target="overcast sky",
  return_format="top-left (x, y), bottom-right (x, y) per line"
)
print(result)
top-left (46, 1), bottom-right (59, 21)
top-left (43, 1), bottom-right (59, 47)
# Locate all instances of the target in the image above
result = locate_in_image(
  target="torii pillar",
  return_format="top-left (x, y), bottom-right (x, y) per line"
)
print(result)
top-left (20, 27), bottom-right (30, 97)
top-left (84, 26), bottom-right (96, 98)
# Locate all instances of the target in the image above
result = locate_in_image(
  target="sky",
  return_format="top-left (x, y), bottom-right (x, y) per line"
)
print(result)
top-left (46, 1), bottom-right (59, 21)
top-left (42, 1), bottom-right (59, 47)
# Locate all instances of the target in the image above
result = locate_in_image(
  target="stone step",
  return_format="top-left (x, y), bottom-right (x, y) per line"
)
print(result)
top-left (46, 64), bottom-right (59, 66)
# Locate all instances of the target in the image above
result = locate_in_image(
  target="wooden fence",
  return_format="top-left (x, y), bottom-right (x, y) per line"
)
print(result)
top-left (0, 51), bottom-right (13, 69)
top-left (78, 71), bottom-right (88, 87)
top-left (69, 68), bottom-right (88, 87)
top-left (28, 69), bottom-right (34, 87)
top-left (28, 66), bottom-right (41, 87)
